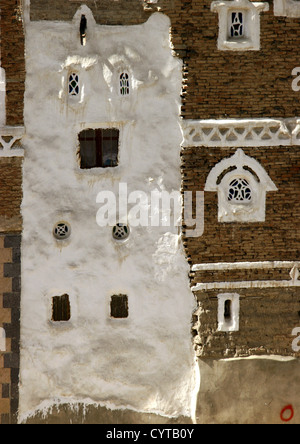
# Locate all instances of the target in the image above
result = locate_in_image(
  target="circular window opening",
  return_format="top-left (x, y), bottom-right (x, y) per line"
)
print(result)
top-left (53, 222), bottom-right (71, 240)
top-left (112, 223), bottom-right (130, 241)
top-left (228, 178), bottom-right (252, 203)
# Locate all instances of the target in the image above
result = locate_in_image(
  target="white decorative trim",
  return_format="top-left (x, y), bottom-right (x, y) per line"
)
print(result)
top-left (205, 149), bottom-right (277, 222)
top-left (0, 127), bottom-right (25, 157)
top-left (181, 118), bottom-right (300, 147)
top-left (191, 263), bottom-right (300, 292)
top-left (192, 261), bottom-right (300, 272)
top-left (274, 0), bottom-right (300, 17)
top-left (211, 0), bottom-right (269, 51)
top-left (0, 68), bottom-right (6, 127)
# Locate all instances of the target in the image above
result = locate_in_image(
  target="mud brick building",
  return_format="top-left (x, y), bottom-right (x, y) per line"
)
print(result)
top-left (0, 0), bottom-right (24, 424)
top-left (0, 0), bottom-right (299, 424)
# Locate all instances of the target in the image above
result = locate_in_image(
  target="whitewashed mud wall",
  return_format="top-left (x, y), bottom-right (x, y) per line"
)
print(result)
top-left (20, 9), bottom-right (196, 422)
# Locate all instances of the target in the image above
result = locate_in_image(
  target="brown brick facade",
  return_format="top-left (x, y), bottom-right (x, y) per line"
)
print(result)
top-left (182, 146), bottom-right (300, 264)
top-left (0, 158), bottom-right (23, 233)
top-left (0, 0), bottom-right (25, 126)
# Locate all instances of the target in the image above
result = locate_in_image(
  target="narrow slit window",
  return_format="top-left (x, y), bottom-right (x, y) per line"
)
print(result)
top-left (218, 293), bottom-right (240, 332)
top-left (80, 14), bottom-right (87, 46)
top-left (52, 294), bottom-right (71, 322)
top-left (224, 299), bottom-right (232, 320)
top-left (69, 73), bottom-right (79, 96)
top-left (110, 294), bottom-right (128, 319)
top-left (78, 128), bottom-right (119, 169)
top-left (120, 72), bottom-right (130, 96)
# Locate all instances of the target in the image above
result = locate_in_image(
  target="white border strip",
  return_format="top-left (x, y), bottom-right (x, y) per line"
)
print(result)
top-left (181, 118), bottom-right (300, 147)
top-left (191, 278), bottom-right (300, 292)
top-left (191, 261), bottom-right (300, 272)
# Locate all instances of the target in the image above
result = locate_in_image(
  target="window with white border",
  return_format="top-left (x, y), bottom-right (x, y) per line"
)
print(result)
top-left (274, 0), bottom-right (300, 17)
top-left (205, 149), bottom-right (277, 223)
top-left (211, 0), bottom-right (269, 51)
top-left (218, 293), bottom-right (240, 332)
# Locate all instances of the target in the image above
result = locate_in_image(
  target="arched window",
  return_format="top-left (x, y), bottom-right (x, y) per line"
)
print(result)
top-left (120, 72), bottom-right (130, 96)
top-left (205, 149), bottom-right (277, 222)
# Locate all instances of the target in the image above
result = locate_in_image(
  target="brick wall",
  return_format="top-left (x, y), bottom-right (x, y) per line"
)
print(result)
top-left (182, 145), bottom-right (300, 264)
top-left (0, 158), bottom-right (23, 233)
top-left (0, 234), bottom-right (21, 424)
top-left (0, 0), bottom-right (25, 126)
top-left (192, 287), bottom-right (300, 359)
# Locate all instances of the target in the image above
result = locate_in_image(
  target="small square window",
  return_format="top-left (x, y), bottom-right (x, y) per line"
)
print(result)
top-left (52, 294), bottom-right (71, 322)
top-left (110, 294), bottom-right (128, 319)
top-left (78, 128), bottom-right (119, 169)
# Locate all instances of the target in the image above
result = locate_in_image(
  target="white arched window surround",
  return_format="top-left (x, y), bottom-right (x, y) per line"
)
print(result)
top-left (205, 149), bottom-right (277, 223)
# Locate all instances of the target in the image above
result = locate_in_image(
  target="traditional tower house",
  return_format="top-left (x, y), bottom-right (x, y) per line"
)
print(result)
top-left (3, 0), bottom-right (299, 424)
top-left (19, 0), bottom-right (196, 423)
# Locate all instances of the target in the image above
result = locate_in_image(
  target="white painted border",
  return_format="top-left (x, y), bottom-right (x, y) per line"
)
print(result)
top-left (192, 261), bottom-right (300, 271)
top-left (181, 118), bottom-right (300, 147)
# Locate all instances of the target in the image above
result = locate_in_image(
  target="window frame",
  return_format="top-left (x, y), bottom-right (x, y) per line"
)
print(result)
top-left (211, 0), bottom-right (269, 51)
top-left (217, 293), bottom-right (240, 332)
top-left (205, 149), bottom-right (277, 223)
top-left (78, 127), bottom-right (120, 169)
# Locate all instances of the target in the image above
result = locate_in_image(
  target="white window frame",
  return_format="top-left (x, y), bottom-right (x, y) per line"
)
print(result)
top-left (218, 293), bottom-right (240, 332)
top-left (205, 149), bottom-right (277, 223)
top-left (274, 0), bottom-right (300, 17)
top-left (211, 0), bottom-right (269, 51)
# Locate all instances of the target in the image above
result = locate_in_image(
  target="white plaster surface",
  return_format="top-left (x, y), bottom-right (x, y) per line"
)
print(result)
top-left (0, 68), bottom-right (6, 127)
top-left (20, 10), bottom-right (195, 421)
